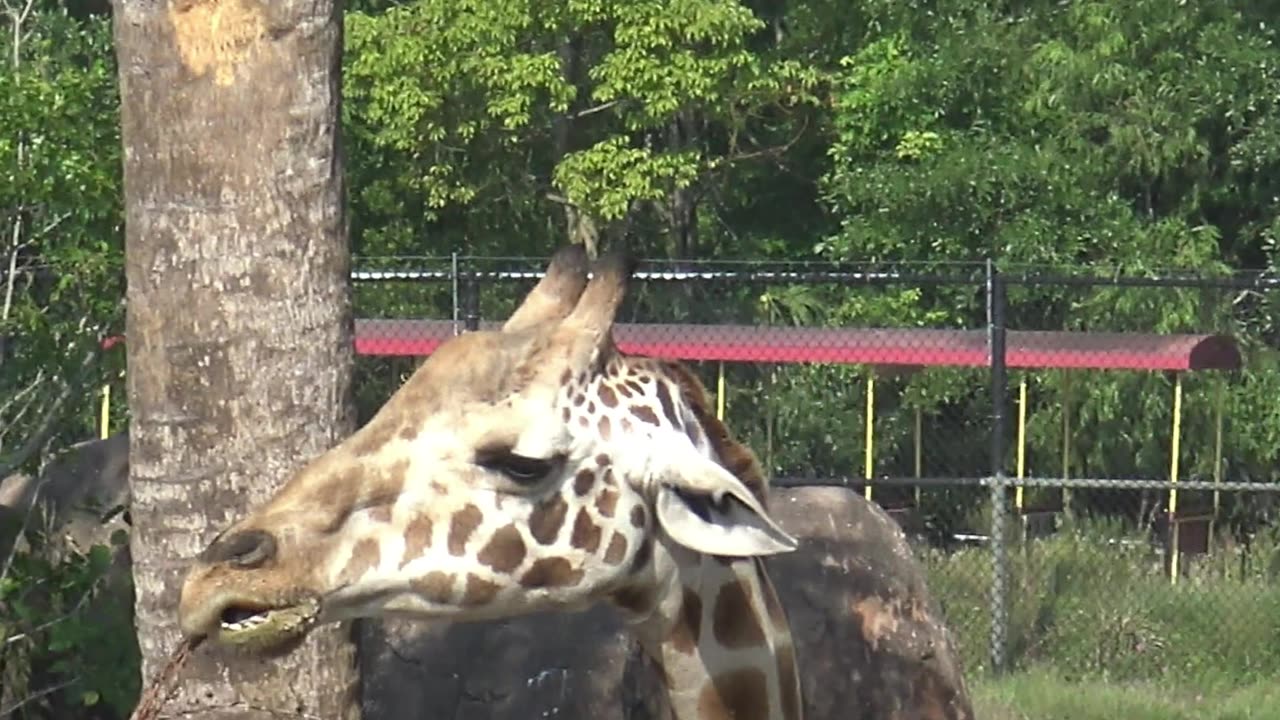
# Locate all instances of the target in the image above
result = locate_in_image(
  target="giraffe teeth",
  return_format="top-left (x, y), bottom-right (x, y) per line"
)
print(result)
top-left (221, 612), bottom-right (270, 631)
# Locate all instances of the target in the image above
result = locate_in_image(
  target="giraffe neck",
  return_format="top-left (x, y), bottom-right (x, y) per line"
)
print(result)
top-left (601, 357), bottom-right (803, 720)
top-left (637, 553), bottom-right (802, 720)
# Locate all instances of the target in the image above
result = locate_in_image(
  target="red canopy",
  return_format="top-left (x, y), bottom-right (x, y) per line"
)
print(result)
top-left (101, 321), bottom-right (1241, 371)
top-left (351, 319), bottom-right (1242, 371)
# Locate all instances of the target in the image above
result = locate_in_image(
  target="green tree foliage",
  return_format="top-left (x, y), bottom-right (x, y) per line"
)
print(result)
top-left (342, 0), bottom-right (823, 259)
top-left (0, 1), bottom-right (122, 480)
top-left (775, 1), bottom-right (1280, 523)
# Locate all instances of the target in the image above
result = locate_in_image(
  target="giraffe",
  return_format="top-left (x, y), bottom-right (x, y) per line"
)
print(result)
top-left (177, 244), bottom-right (805, 720)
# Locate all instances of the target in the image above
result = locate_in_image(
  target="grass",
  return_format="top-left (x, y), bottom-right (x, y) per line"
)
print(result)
top-left (917, 515), bottom-right (1280, 686)
top-left (972, 671), bottom-right (1280, 720)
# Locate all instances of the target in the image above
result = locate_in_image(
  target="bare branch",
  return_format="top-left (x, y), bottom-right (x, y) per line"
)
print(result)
top-left (4, 581), bottom-right (98, 647)
top-left (0, 344), bottom-right (102, 504)
top-left (573, 100), bottom-right (619, 119)
top-left (0, 677), bottom-right (78, 717)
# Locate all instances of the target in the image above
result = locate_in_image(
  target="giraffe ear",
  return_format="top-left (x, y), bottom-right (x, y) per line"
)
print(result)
top-left (653, 454), bottom-right (798, 557)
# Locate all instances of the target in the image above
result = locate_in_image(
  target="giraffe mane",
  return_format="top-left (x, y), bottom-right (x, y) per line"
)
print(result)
top-left (657, 359), bottom-right (769, 508)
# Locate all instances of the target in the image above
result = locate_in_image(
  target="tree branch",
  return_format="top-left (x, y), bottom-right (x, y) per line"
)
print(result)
top-left (0, 677), bottom-right (78, 717)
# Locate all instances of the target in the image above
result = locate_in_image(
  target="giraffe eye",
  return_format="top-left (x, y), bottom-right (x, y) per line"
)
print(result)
top-left (475, 448), bottom-right (563, 485)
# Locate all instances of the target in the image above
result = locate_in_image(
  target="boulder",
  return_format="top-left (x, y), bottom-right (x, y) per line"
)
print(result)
top-left (361, 486), bottom-right (974, 720)
top-left (0, 433), bottom-right (130, 556)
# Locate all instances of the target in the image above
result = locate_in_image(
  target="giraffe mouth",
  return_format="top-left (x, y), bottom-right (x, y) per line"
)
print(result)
top-left (214, 598), bottom-right (321, 652)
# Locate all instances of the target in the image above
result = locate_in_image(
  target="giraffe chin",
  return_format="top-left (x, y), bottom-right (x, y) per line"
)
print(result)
top-left (212, 597), bottom-right (321, 656)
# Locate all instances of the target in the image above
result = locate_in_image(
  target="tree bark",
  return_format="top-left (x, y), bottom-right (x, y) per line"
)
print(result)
top-left (113, 0), bottom-right (360, 717)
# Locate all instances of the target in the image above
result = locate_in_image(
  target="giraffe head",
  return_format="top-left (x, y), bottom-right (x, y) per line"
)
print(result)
top-left (177, 245), bottom-right (797, 654)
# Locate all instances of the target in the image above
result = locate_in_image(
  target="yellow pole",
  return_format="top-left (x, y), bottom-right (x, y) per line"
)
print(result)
top-left (99, 384), bottom-right (111, 440)
top-left (864, 373), bottom-right (875, 501)
top-left (716, 361), bottom-right (726, 421)
top-left (914, 406), bottom-right (922, 506)
top-left (1168, 373), bottom-right (1183, 583)
top-left (1016, 376), bottom-right (1027, 511)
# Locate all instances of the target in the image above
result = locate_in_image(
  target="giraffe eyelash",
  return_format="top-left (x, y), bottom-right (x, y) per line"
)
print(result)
top-left (474, 448), bottom-right (566, 486)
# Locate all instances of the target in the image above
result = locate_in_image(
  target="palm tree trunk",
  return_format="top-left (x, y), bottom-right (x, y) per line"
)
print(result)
top-left (113, 0), bottom-right (361, 716)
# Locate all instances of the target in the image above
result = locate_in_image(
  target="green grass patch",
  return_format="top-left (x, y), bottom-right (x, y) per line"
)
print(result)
top-left (917, 515), bottom-right (1280, 687)
top-left (972, 671), bottom-right (1280, 720)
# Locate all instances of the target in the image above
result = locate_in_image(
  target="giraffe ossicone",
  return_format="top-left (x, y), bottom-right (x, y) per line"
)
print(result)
top-left (178, 244), bottom-right (806, 720)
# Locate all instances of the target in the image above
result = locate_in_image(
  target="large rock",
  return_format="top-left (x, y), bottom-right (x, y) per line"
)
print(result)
top-left (360, 486), bottom-right (974, 720)
top-left (0, 433), bottom-right (130, 555)
top-left (767, 487), bottom-right (974, 720)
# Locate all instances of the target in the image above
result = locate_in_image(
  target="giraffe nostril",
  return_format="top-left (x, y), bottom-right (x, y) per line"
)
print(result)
top-left (201, 529), bottom-right (278, 569)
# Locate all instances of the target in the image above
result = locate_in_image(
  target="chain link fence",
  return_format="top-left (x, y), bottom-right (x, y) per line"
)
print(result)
top-left (349, 254), bottom-right (1280, 688)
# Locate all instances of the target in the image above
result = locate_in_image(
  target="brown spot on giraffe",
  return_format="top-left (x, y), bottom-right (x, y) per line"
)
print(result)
top-left (620, 417), bottom-right (633, 434)
top-left (573, 393), bottom-right (586, 406)
top-left (365, 505), bottom-right (392, 524)
top-left (697, 667), bottom-right (769, 720)
top-left (598, 415), bottom-right (612, 440)
top-left (400, 515), bottom-right (432, 568)
top-left (477, 524), bottom-right (526, 573)
top-left (595, 453), bottom-right (610, 467)
top-left (577, 415), bottom-right (589, 428)
top-left (460, 574), bottom-right (502, 606)
top-left (570, 508), bottom-right (602, 552)
top-left (340, 538), bottom-right (380, 585)
top-left (312, 467), bottom-right (360, 531)
top-left (410, 571), bottom-right (455, 604)
top-left (529, 494), bottom-right (569, 545)
top-left (632, 405), bottom-right (660, 427)
top-left (573, 469), bottom-right (595, 496)
top-left (398, 424), bottom-right (418, 441)
top-left (655, 380), bottom-right (682, 429)
top-left (561, 407), bottom-right (571, 422)
top-left (448, 504), bottom-right (483, 557)
top-left (598, 384), bottom-right (618, 407)
top-left (519, 557), bottom-right (584, 588)
top-left (603, 532), bottom-right (628, 564)
top-left (616, 382), bottom-right (634, 399)
top-left (668, 588), bottom-right (702, 655)
top-left (625, 379), bottom-right (645, 396)
top-left (595, 488), bottom-right (618, 518)
top-left (713, 579), bottom-right (766, 649)
top-left (630, 505), bottom-right (647, 529)
top-left (559, 368), bottom-right (572, 387)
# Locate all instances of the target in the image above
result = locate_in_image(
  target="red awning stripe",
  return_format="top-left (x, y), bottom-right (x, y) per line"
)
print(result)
top-left (104, 319), bottom-right (1244, 372)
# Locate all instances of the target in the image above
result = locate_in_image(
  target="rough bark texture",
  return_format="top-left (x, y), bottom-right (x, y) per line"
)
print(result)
top-left (113, 0), bottom-right (360, 717)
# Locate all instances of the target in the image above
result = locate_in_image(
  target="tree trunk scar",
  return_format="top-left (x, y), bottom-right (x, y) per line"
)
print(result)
top-left (168, 0), bottom-right (266, 87)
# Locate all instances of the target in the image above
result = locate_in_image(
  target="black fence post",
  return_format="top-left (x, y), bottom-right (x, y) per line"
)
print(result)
top-left (462, 262), bottom-right (480, 333)
top-left (987, 259), bottom-right (1010, 676)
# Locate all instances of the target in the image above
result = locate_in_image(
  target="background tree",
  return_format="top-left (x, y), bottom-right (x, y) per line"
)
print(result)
top-left (112, 0), bottom-right (360, 717)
